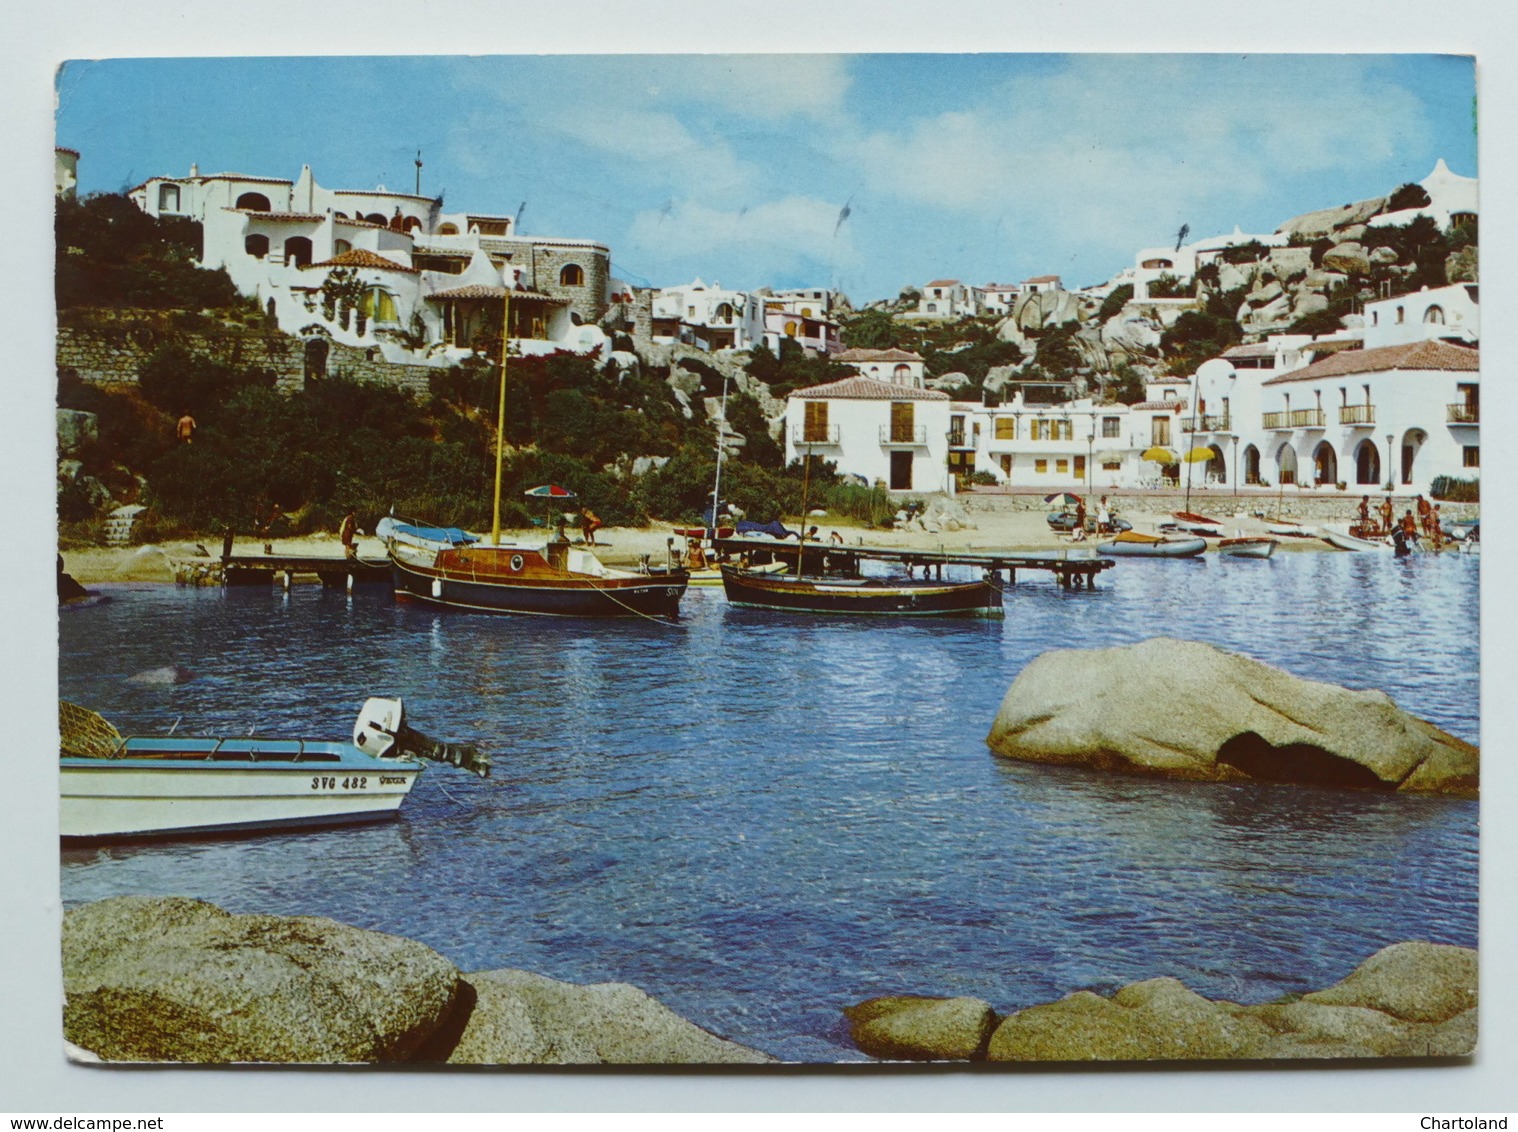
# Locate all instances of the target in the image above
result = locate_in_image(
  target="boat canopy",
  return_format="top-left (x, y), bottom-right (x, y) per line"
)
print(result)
top-left (378, 517), bottom-right (479, 546)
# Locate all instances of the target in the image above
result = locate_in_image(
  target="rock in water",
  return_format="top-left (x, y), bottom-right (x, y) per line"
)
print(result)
top-left (843, 995), bottom-right (998, 1060)
top-left (446, 969), bottom-right (772, 1064)
top-left (984, 638), bottom-right (1477, 795)
top-left (63, 896), bottom-right (462, 1062)
top-left (983, 943), bottom-right (1477, 1061)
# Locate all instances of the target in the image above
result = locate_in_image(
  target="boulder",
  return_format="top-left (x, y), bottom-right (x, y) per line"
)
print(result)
top-left (981, 943), bottom-right (1477, 1061)
top-left (57, 409), bottom-right (99, 456)
top-left (1289, 290), bottom-right (1331, 322)
top-left (1266, 247), bottom-right (1314, 279)
top-left (1276, 197), bottom-right (1386, 239)
top-left (1246, 280), bottom-right (1284, 306)
top-left (63, 897), bottom-right (462, 1063)
top-left (1012, 288), bottom-right (1084, 333)
top-left (1217, 261), bottom-right (1260, 294)
top-left (844, 995), bottom-right (998, 1060)
top-left (1321, 242), bottom-right (1370, 276)
top-left (987, 978), bottom-right (1269, 1061)
top-left (984, 638), bottom-right (1478, 794)
top-left (1369, 246), bottom-right (1400, 266)
top-left (446, 969), bottom-right (771, 1065)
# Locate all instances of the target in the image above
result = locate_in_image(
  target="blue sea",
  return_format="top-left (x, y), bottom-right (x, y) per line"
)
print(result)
top-left (58, 549), bottom-right (1479, 1061)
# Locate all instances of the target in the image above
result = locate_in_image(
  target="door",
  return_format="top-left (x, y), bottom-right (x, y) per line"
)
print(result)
top-left (890, 451), bottom-right (913, 490)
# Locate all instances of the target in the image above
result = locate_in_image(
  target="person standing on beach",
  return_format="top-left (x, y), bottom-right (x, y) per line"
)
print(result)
top-left (1416, 495), bottom-right (1432, 537)
top-left (1378, 495), bottom-right (1395, 535)
top-left (1401, 509), bottom-right (1419, 542)
top-left (1357, 495), bottom-right (1371, 531)
top-left (579, 507), bottom-right (602, 546)
top-left (177, 410), bottom-right (196, 444)
top-left (1431, 505), bottom-right (1444, 550)
top-left (1098, 496), bottom-right (1112, 534)
top-left (339, 511), bottom-right (359, 559)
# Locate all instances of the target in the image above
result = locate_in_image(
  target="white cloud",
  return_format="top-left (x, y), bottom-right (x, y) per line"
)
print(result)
top-left (643, 55), bottom-right (853, 121)
top-left (625, 196), bottom-right (857, 283)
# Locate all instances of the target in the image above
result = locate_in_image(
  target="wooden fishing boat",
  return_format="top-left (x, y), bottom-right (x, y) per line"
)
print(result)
top-left (1096, 531), bottom-right (1207, 558)
top-left (719, 564), bottom-right (1004, 618)
top-left (1217, 537), bottom-right (1279, 559)
top-left (384, 518), bottom-right (687, 617)
top-left (59, 697), bottom-right (488, 842)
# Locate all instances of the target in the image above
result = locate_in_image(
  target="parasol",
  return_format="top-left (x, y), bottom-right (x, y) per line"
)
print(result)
top-left (1182, 446), bottom-right (1214, 464)
top-left (523, 484), bottom-right (576, 499)
top-left (1141, 446), bottom-right (1178, 464)
top-left (1043, 492), bottom-right (1082, 506)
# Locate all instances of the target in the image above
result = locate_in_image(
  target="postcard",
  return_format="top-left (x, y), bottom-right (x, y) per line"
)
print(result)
top-left (52, 52), bottom-right (1479, 1070)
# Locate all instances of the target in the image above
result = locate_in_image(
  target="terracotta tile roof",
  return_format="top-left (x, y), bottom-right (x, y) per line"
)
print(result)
top-left (1131, 400), bottom-right (1189, 411)
top-left (56, 146), bottom-right (80, 157)
top-left (305, 248), bottom-right (420, 274)
top-left (1025, 274), bottom-right (1062, 284)
top-left (792, 376), bottom-right (948, 401)
top-left (200, 174), bottom-right (293, 185)
top-left (1222, 342), bottom-right (1276, 359)
top-left (834, 348), bottom-right (924, 363)
top-left (334, 189), bottom-right (434, 202)
top-left (1263, 339), bottom-right (1478, 384)
top-left (426, 284), bottom-right (559, 302)
top-left (924, 279), bottom-right (961, 288)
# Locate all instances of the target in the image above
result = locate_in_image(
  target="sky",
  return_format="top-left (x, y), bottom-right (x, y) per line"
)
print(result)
top-left (55, 53), bottom-right (1475, 304)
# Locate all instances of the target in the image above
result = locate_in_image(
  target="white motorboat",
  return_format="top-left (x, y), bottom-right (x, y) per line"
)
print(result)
top-left (1319, 523), bottom-right (1394, 553)
top-left (1096, 532), bottom-right (1207, 558)
top-left (59, 698), bottom-right (488, 841)
top-left (1217, 537), bottom-right (1279, 559)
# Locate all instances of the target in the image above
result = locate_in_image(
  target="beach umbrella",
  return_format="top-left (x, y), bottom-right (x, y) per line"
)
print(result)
top-left (1043, 492), bottom-right (1081, 506)
top-left (523, 484), bottom-right (576, 499)
top-left (1182, 446), bottom-right (1214, 464)
top-left (1093, 451), bottom-right (1124, 464)
top-left (1141, 446), bottom-right (1178, 464)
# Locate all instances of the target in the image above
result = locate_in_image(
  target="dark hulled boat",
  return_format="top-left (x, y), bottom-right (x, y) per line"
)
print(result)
top-left (719, 564), bottom-right (1003, 618)
top-left (385, 521), bottom-right (687, 618)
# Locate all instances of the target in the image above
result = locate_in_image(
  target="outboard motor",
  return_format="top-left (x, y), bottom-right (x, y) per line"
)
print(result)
top-left (354, 697), bottom-right (491, 778)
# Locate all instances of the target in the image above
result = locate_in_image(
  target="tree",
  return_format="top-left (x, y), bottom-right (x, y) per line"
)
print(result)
top-left (1386, 182), bottom-right (1432, 212)
top-left (841, 309), bottom-right (898, 350)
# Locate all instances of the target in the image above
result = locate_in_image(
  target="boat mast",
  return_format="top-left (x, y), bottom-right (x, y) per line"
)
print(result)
top-left (711, 375), bottom-right (729, 531)
top-left (491, 287), bottom-right (511, 546)
top-left (796, 442), bottom-right (813, 574)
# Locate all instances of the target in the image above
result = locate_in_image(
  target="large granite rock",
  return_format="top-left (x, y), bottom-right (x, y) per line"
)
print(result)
top-left (1321, 241), bottom-right (1371, 276)
top-left (843, 995), bottom-right (998, 1060)
top-left (985, 943), bottom-right (1476, 1061)
top-left (1277, 197), bottom-right (1386, 239)
top-left (57, 409), bottom-right (99, 456)
top-left (63, 897), bottom-right (462, 1063)
top-left (984, 638), bottom-right (1478, 795)
top-left (447, 969), bottom-right (771, 1064)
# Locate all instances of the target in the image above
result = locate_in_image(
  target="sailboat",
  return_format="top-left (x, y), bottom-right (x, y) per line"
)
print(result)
top-left (383, 281), bottom-right (689, 618)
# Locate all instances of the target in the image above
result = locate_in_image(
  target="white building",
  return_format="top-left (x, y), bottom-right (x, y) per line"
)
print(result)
top-left (786, 376), bottom-right (951, 492)
top-left (910, 279), bottom-right (980, 319)
top-left (1184, 283), bottom-right (1479, 494)
top-left (762, 290), bottom-right (842, 355)
top-left (948, 394), bottom-right (1137, 491)
top-left (832, 348), bottom-right (927, 387)
top-left (651, 279), bottom-right (766, 352)
top-left (55, 147), bottom-right (79, 199)
top-left (1021, 274), bottom-right (1064, 295)
top-left (1129, 227), bottom-right (1288, 300)
top-left (980, 283), bottom-right (1021, 317)
top-left (1366, 159), bottom-right (1478, 233)
top-left (126, 163), bottom-right (612, 362)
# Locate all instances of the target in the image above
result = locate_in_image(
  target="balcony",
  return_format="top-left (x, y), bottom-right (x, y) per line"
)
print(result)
top-left (1180, 413), bottom-right (1232, 433)
top-left (1262, 412), bottom-right (1290, 430)
top-left (880, 425), bottom-right (928, 446)
top-left (948, 430), bottom-right (978, 449)
top-left (1447, 403), bottom-right (1479, 424)
top-left (1339, 404), bottom-right (1376, 426)
top-left (1288, 409), bottom-right (1326, 428)
top-left (791, 424), bottom-right (840, 445)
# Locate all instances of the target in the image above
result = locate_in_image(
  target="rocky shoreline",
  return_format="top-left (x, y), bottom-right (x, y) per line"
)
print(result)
top-left (63, 897), bottom-right (1476, 1066)
top-left (845, 941), bottom-right (1477, 1062)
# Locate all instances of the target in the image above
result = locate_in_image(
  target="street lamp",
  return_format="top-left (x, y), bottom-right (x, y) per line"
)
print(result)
top-left (1231, 435), bottom-right (1239, 499)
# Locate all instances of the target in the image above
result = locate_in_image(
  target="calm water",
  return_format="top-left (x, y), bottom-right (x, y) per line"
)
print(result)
top-left (58, 550), bottom-right (1480, 1061)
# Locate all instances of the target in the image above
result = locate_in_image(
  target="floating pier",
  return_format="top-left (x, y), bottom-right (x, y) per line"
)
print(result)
top-left (708, 537), bottom-right (1114, 590)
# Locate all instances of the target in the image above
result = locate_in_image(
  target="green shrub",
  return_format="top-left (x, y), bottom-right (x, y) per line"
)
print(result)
top-left (1386, 182), bottom-right (1433, 212)
top-left (1146, 273), bottom-right (1191, 299)
top-left (1097, 284), bottom-right (1134, 322)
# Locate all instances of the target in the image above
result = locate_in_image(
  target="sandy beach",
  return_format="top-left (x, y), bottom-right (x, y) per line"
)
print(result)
top-left (59, 492), bottom-right (1424, 585)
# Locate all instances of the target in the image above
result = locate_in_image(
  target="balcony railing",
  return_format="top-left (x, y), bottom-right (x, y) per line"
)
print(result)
top-left (1180, 413), bottom-right (1232, 433)
top-left (879, 425), bottom-right (928, 446)
top-left (1289, 409), bottom-right (1326, 428)
top-left (1447, 403), bottom-right (1479, 424)
top-left (1339, 404), bottom-right (1376, 426)
top-left (1262, 412), bottom-right (1290, 430)
top-left (791, 424), bottom-right (841, 445)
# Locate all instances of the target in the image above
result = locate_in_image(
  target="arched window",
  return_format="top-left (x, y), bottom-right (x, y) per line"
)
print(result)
top-left (333, 239), bottom-right (352, 256)
top-left (1141, 258), bottom-right (1173, 269)
top-left (303, 337), bottom-right (329, 382)
top-left (365, 213), bottom-right (386, 226)
top-left (158, 184), bottom-right (181, 212)
top-left (1276, 444), bottom-right (1298, 486)
top-left (266, 297), bottom-right (277, 320)
top-left (437, 223), bottom-right (458, 236)
top-left (785, 320), bottom-right (798, 336)
top-left (235, 192), bottom-right (271, 211)
top-left (715, 303), bottom-right (734, 321)
top-left (403, 216), bottom-right (422, 232)
top-left (283, 236), bottom-right (313, 268)
top-left (244, 233), bottom-right (270, 259)
top-left (362, 287), bottom-right (399, 325)
top-left (1424, 305), bottom-right (1446, 324)
top-left (1242, 444), bottom-right (1261, 485)
top-left (801, 307), bottom-right (813, 317)
top-left (334, 211), bottom-right (348, 220)
top-left (560, 264), bottom-right (585, 287)
top-left (893, 364), bottom-right (912, 384)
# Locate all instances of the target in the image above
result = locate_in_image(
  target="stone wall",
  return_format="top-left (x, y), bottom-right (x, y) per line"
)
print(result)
top-left (57, 318), bottom-right (438, 396)
top-left (526, 242), bottom-right (612, 325)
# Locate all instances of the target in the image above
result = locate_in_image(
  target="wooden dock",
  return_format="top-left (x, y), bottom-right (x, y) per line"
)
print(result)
top-left (221, 552), bottom-right (391, 589)
top-left (708, 537), bottom-right (1114, 589)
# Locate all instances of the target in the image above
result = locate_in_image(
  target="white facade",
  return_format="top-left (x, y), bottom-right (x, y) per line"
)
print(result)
top-left (1130, 226), bottom-right (1288, 300)
top-left (126, 164), bottom-right (611, 362)
top-left (786, 377), bottom-right (951, 492)
top-left (1185, 282), bottom-right (1480, 495)
top-left (949, 395), bottom-right (1142, 491)
top-left (980, 283), bottom-right (1021, 317)
top-left (1366, 159), bottom-right (1478, 233)
top-left (651, 279), bottom-right (766, 352)
top-left (911, 279), bottom-right (980, 319)
top-left (1021, 275), bottom-right (1064, 295)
